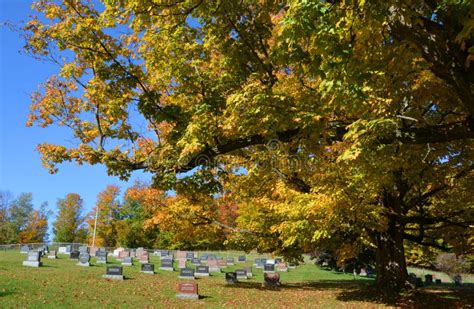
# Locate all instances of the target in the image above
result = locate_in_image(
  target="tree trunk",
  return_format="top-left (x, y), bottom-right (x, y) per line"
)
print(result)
top-left (375, 215), bottom-right (410, 290)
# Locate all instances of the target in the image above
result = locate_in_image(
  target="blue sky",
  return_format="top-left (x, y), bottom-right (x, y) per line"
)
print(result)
top-left (0, 0), bottom-right (151, 220)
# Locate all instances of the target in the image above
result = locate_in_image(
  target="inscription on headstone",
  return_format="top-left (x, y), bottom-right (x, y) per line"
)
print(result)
top-left (235, 269), bottom-right (248, 280)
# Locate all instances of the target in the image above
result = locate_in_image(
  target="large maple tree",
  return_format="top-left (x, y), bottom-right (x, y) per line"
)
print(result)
top-left (24, 0), bottom-right (473, 289)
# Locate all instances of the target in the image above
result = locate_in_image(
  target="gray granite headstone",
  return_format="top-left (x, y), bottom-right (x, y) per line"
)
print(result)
top-left (235, 269), bottom-right (248, 280)
top-left (195, 266), bottom-right (210, 277)
top-left (238, 255), bottom-right (246, 262)
top-left (23, 251), bottom-right (42, 267)
top-left (264, 264), bottom-right (275, 273)
top-left (96, 251), bottom-right (108, 264)
top-left (160, 259), bottom-right (174, 271)
top-left (179, 268), bottom-right (195, 279)
top-left (77, 253), bottom-right (91, 266)
top-left (103, 266), bottom-right (124, 280)
top-left (122, 256), bottom-right (133, 266)
top-left (141, 263), bottom-right (154, 274)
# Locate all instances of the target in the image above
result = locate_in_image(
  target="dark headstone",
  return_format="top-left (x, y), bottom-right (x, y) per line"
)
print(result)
top-left (264, 272), bottom-right (280, 288)
top-left (275, 258), bottom-right (282, 264)
top-left (435, 279), bottom-right (442, 284)
top-left (70, 251), bottom-right (80, 259)
top-left (103, 266), bottom-right (124, 280)
top-left (96, 251), bottom-right (108, 263)
top-left (225, 272), bottom-right (238, 284)
top-left (415, 277), bottom-right (424, 287)
top-left (186, 252), bottom-right (194, 260)
top-left (195, 266), bottom-right (210, 277)
top-left (226, 257), bottom-right (235, 265)
top-left (264, 264), bottom-right (275, 273)
top-left (192, 258), bottom-right (200, 265)
top-left (238, 255), bottom-right (246, 262)
top-left (424, 274), bottom-right (433, 285)
top-left (160, 259), bottom-right (174, 271)
top-left (141, 263), bottom-right (154, 274)
top-left (454, 275), bottom-right (462, 286)
top-left (179, 268), bottom-right (195, 279)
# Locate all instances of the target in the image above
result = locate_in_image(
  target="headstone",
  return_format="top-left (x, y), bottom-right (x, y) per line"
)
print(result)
top-left (226, 257), bottom-right (235, 266)
top-left (48, 250), bottom-right (57, 259)
top-left (178, 258), bottom-right (187, 269)
top-left (186, 252), bottom-right (195, 260)
top-left (424, 274), bottom-right (433, 285)
top-left (435, 279), bottom-right (442, 284)
top-left (266, 259), bottom-right (275, 265)
top-left (96, 251), bottom-right (108, 264)
top-left (138, 251), bottom-right (149, 264)
top-left (77, 252), bottom-right (91, 266)
top-left (103, 266), bottom-right (124, 280)
top-left (191, 258), bottom-right (201, 266)
top-left (122, 256), bottom-right (133, 266)
top-left (359, 268), bottom-right (367, 276)
top-left (238, 255), bottom-right (246, 262)
top-left (58, 245), bottom-right (71, 254)
top-left (179, 268), bottom-right (195, 279)
top-left (245, 266), bottom-right (253, 278)
top-left (176, 283), bottom-right (199, 300)
top-left (23, 251), bottom-right (42, 267)
top-left (177, 251), bottom-right (187, 260)
top-left (415, 277), bottom-right (424, 287)
top-left (160, 259), bottom-right (174, 271)
top-left (78, 246), bottom-right (89, 254)
top-left (264, 272), bottom-right (280, 288)
top-left (225, 272), bottom-right (238, 284)
top-left (264, 264), bottom-right (275, 273)
top-left (70, 251), bottom-right (80, 259)
top-left (208, 260), bottom-right (221, 273)
top-left (20, 245), bottom-right (30, 254)
top-left (235, 269), bottom-right (248, 280)
top-left (274, 258), bottom-right (283, 264)
top-left (408, 273), bottom-right (417, 286)
top-left (288, 263), bottom-right (296, 269)
top-left (200, 255), bottom-right (209, 263)
top-left (113, 247), bottom-right (124, 257)
top-left (141, 263), bottom-right (155, 274)
top-left (454, 275), bottom-right (462, 286)
top-left (276, 263), bottom-right (288, 272)
top-left (216, 256), bottom-right (223, 261)
top-left (89, 247), bottom-right (98, 257)
top-left (255, 259), bottom-right (265, 268)
top-left (118, 250), bottom-right (130, 260)
top-left (195, 266), bottom-right (210, 277)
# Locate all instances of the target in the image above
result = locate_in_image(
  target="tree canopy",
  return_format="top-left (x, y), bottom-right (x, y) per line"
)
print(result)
top-left (24, 0), bottom-right (473, 289)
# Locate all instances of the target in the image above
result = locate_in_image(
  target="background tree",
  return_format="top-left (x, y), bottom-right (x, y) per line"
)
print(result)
top-left (0, 191), bottom-right (17, 244)
top-left (18, 202), bottom-right (49, 243)
top-left (53, 193), bottom-right (88, 243)
top-left (9, 192), bottom-right (34, 236)
top-left (23, 0), bottom-right (473, 290)
top-left (87, 185), bottom-right (122, 247)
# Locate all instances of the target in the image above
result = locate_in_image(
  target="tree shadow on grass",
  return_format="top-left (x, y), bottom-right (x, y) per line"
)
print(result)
top-left (0, 289), bottom-right (15, 298)
top-left (224, 279), bottom-right (474, 307)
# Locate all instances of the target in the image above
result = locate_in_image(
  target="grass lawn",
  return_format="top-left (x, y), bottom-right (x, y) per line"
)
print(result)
top-left (0, 250), bottom-right (473, 308)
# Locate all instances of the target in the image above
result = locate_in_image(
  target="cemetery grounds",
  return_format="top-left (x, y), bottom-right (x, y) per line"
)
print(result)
top-left (0, 250), bottom-right (473, 308)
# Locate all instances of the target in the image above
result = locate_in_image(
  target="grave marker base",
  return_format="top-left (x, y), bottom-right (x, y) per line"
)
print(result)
top-left (140, 270), bottom-right (154, 274)
top-left (176, 293), bottom-right (199, 300)
top-left (47, 256), bottom-right (57, 259)
top-left (122, 263), bottom-right (133, 266)
top-left (77, 262), bottom-right (90, 267)
top-left (236, 275), bottom-right (248, 280)
top-left (159, 267), bottom-right (174, 271)
top-left (178, 276), bottom-right (195, 280)
top-left (195, 273), bottom-right (210, 277)
top-left (102, 274), bottom-right (124, 281)
top-left (23, 261), bottom-right (42, 267)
